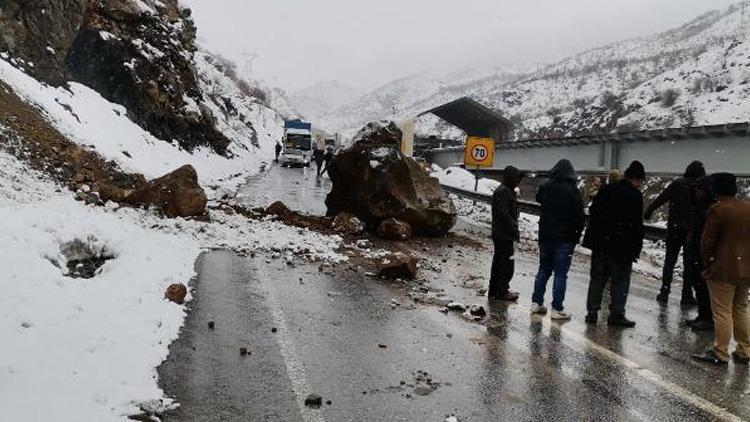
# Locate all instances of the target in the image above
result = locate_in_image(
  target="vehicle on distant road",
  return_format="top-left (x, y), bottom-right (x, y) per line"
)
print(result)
top-left (281, 120), bottom-right (313, 167)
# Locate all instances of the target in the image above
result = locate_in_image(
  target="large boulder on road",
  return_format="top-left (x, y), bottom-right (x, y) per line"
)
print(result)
top-left (325, 121), bottom-right (456, 237)
top-left (123, 165), bottom-right (207, 217)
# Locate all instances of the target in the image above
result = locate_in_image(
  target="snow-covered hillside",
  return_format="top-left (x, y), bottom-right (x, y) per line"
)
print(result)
top-left (323, 3), bottom-right (750, 141)
top-left (318, 66), bottom-right (523, 139)
top-left (291, 80), bottom-right (363, 124)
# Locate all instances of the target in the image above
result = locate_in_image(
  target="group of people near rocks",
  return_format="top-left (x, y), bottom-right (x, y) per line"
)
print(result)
top-left (489, 159), bottom-right (750, 366)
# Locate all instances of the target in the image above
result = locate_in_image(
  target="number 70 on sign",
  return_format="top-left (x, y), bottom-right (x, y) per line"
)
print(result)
top-left (464, 137), bottom-right (495, 168)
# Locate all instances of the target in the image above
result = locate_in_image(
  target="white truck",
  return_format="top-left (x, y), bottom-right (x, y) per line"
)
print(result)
top-left (280, 120), bottom-right (313, 167)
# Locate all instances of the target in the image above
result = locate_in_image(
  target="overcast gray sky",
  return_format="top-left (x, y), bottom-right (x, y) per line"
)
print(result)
top-left (182, 0), bottom-right (739, 92)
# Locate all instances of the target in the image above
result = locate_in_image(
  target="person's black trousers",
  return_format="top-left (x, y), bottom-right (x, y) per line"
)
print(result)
top-left (684, 244), bottom-right (712, 320)
top-left (586, 250), bottom-right (633, 316)
top-left (661, 228), bottom-right (690, 295)
top-left (489, 239), bottom-right (515, 297)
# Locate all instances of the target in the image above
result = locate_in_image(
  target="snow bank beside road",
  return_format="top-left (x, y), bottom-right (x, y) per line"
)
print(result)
top-left (0, 152), bottom-right (200, 420)
top-left (0, 151), bottom-right (348, 421)
top-left (431, 165), bottom-right (500, 196)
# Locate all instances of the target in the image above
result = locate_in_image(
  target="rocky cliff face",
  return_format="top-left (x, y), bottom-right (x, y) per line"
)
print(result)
top-left (0, 0), bottom-right (231, 154)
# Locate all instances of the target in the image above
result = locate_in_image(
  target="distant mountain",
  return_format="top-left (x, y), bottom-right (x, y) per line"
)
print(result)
top-left (290, 80), bottom-right (363, 125)
top-left (323, 3), bottom-right (750, 141)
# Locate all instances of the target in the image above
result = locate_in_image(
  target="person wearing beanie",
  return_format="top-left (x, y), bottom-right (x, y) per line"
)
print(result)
top-left (645, 161), bottom-right (707, 305)
top-left (489, 166), bottom-right (524, 302)
top-left (693, 173), bottom-right (750, 365)
top-left (582, 161), bottom-right (646, 328)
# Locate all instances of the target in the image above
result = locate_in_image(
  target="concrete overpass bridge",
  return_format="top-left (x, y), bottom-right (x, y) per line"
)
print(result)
top-left (426, 122), bottom-right (750, 177)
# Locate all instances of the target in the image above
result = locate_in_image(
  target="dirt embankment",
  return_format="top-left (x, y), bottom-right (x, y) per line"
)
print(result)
top-left (0, 80), bottom-right (144, 197)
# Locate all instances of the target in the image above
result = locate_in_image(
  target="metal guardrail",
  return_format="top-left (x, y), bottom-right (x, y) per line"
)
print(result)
top-left (441, 184), bottom-right (668, 241)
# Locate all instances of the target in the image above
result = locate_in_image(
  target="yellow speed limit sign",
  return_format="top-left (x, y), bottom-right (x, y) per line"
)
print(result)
top-left (464, 137), bottom-right (495, 167)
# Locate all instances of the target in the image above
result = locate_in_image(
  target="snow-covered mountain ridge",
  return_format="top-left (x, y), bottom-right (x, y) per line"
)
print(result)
top-left (323, 3), bottom-right (750, 141)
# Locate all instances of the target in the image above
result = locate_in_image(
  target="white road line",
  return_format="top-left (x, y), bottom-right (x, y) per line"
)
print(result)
top-left (526, 307), bottom-right (745, 422)
top-left (259, 270), bottom-right (325, 422)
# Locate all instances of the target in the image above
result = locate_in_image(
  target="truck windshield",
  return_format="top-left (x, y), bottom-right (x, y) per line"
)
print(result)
top-left (286, 135), bottom-right (312, 151)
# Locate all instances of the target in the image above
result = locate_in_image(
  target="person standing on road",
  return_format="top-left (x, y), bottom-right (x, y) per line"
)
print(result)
top-left (321, 147), bottom-right (334, 176)
top-left (530, 159), bottom-right (586, 320)
top-left (313, 146), bottom-right (325, 176)
top-left (684, 176), bottom-right (716, 332)
top-left (583, 161), bottom-right (646, 328)
top-left (275, 141), bottom-right (283, 163)
top-left (693, 173), bottom-right (750, 365)
top-left (645, 161), bottom-right (707, 305)
top-left (489, 166), bottom-right (524, 302)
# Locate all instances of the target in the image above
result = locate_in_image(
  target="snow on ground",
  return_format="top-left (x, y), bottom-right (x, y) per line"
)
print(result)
top-left (0, 151), bottom-right (347, 421)
top-left (0, 56), bottom-right (280, 196)
top-left (431, 165), bottom-right (500, 195)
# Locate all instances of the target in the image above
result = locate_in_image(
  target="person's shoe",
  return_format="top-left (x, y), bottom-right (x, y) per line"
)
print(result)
top-left (607, 315), bottom-right (636, 328)
top-left (585, 312), bottom-right (598, 324)
top-left (690, 319), bottom-right (714, 332)
top-left (656, 288), bottom-right (670, 304)
top-left (497, 291), bottom-right (520, 302)
top-left (529, 303), bottom-right (548, 315)
top-left (551, 310), bottom-right (572, 321)
top-left (731, 351), bottom-right (750, 365)
top-left (692, 350), bottom-right (728, 365)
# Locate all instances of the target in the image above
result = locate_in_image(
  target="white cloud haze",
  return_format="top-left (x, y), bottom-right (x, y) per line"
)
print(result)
top-left (181, 0), bottom-right (741, 92)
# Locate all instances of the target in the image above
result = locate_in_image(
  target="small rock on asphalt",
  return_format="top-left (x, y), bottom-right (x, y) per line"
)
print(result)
top-left (207, 320), bottom-right (215, 329)
top-left (304, 394), bottom-right (323, 408)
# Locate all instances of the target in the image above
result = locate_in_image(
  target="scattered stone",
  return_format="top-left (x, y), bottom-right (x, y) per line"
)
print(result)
top-left (332, 212), bottom-right (365, 235)
top-left (271, 327), bottom-right (278, 333)
top-left (376, 218), bottom-right (413, 241)
top-left (240, 347), bottom-right (249, 356)
top-left (304, 394), bottom-right (323, 408)
top-left (446, 302), bottom-right (467, 312)
top-left (123, 165), bottom-right (207, 218)
top-left (476, 288), bottom-right (488, 296)
top-left (469, 304), bottom-right (486, 317)
top-left (378, 344), bottom-right (388, 349)
top-left (207, 320), bottom-right (215, 329)
top-left (325, 400), bottom-right (332, 406)
top-left (378, 254), bottom-right (418, 280)
top-left (164, 283), bottom-right (188, 305)
top-left (413, 383), bottom-right (434, 396)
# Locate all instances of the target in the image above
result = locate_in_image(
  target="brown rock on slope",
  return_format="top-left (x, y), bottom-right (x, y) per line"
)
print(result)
top-left (325, 121), bottom-right (457, 237)
top-left (123, 165), bottom-right (208, 217)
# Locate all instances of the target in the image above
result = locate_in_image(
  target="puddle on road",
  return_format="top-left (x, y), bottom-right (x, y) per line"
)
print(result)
top-left (236, 165), bottom-right (332, 215)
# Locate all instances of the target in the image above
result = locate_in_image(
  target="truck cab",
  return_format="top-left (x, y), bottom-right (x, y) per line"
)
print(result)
top-left (281, 120), bottom-right (313, 167)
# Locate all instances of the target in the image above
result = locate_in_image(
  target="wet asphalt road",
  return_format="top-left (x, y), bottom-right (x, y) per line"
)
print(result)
top-left (159, 166), bottom-right (750, 421)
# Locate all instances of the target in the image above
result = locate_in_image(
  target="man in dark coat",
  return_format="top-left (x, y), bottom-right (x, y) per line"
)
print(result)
top-left (645, 161), bottom-right (706, 304)
top-left (275, 141), bottom-right (283, 162)
top-left (313, 146), bottom-right (325, 176)
top-left (684, 176), bottom-right (716, 332)
top-left (530, 159), bottom-right (586, 320)
top-left (693, 173), bottom-right (750, 365)
top-left (583, 161), bottom-right (646, 327)
top-left (321, 147), bottom-right (334, 175)
top-left (489, 166), bottom-right (523, 301)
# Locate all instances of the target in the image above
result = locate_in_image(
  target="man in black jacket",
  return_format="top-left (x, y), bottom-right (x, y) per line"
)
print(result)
top-left (645, 161), bottom-right (706, 304)
top-left (530, 159), bottom-right (586, 320)
top-left (489, 166), bottom-right (523, 301)
top-left (583, 161), bottom-right (646, 327)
